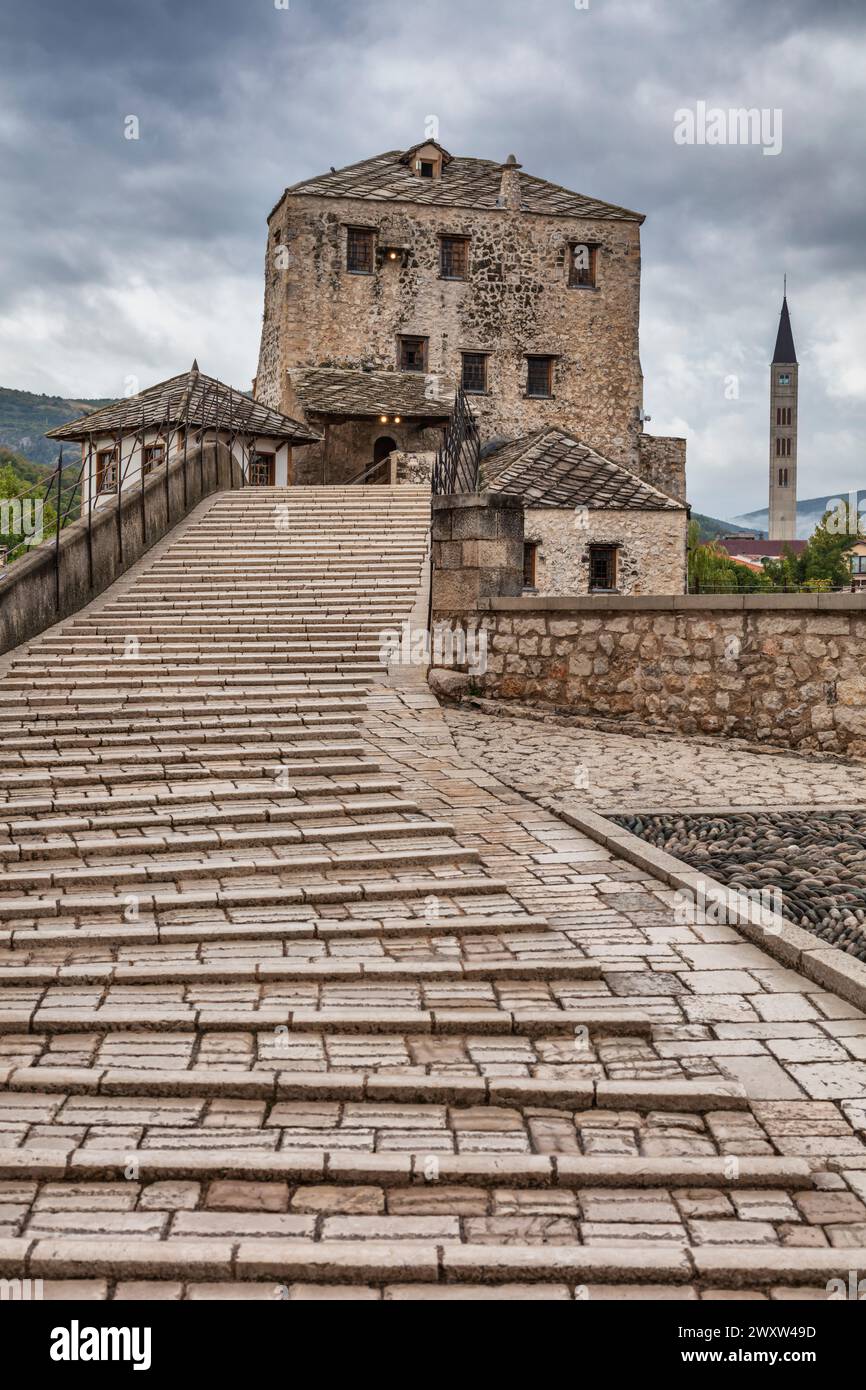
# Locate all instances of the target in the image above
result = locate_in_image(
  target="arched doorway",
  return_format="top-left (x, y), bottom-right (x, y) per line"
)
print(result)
top-left (369, 435), bottom-right (397, 484)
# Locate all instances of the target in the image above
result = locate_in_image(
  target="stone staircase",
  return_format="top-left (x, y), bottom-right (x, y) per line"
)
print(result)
top-left (0, 485), bottom-right (863, 1300)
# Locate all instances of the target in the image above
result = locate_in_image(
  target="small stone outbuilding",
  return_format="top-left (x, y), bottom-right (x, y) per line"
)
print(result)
top-left (483, 426), bottom-right (688, 596)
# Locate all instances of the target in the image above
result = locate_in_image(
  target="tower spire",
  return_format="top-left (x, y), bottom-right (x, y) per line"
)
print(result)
top-left (768, 286), bottom-right (798, 542)
top-left (772, 292), bottom-right (797, 365)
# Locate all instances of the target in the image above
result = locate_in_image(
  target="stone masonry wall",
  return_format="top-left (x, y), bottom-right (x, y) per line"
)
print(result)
top-left (524, 507), bottom-right (688, 596)
top-left (433, 597), bottom-right (866, 757)
top-left (638, 435), bottom-right (687, 503)
top-left (431, 493), bottom-right (524, 611)
top-left (256, 190), bottom-right (645, 470)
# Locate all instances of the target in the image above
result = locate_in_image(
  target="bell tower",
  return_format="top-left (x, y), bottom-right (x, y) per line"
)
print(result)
top-left (768, 286), bottom-right (798, 541)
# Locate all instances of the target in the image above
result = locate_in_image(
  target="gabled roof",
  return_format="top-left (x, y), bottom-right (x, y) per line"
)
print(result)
top-left (46, 366), bottom-right (321, 444)
top-left (772, 296), bottom-right (798, 364)
top-left (289, 367), bottom-right (455, 420)
top-left (273, 147), bottom-right (644, 223)
top-left (483, 427), bottom-right (685, 511)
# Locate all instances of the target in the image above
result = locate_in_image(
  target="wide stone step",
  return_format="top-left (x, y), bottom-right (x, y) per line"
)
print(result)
top-left (0, 774), bottom-right (406, 820)
top-left (0, 1149), bottom-right (812, 1189)
top-left (0, 954), bottom-right (599, 986)
top-left (0, 721), bottom-right (363, 756)
top-left (0, 754), bottom-right (380, 791)
top-left (0, 1005), bottom-right (661, 1038)
top-left (1, 911), bottom-right (552, 952)
top-left (0, 693), bottom-right (372, 722)
top-left (0, 727), bottom-right (364, 765)
top-left (0, 794), bottom-right (420, 840)
top-left (0, 870), bottom-right (510, 922)
top-left (0, 843), bottom-right (479, 895)
top-left (0, 816), bottom-right (449, 862)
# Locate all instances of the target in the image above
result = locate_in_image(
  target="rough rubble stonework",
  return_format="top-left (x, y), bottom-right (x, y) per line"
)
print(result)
top-left (523, 508), bottom-right (688, 597)
top-left (434, 603), bottom-right (866, 756)
top-left (0, 487), bottom-right (865, 1300)
top-left (254, 145), bottom-right (687, 497)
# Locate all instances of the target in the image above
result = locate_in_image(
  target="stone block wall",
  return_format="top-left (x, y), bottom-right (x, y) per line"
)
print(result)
top-left (433, 595), bottom-right (866, 757)
top-left (637, 435), bottom-right (687, 502)
top-left (431, 492), bottom-right (524, 612)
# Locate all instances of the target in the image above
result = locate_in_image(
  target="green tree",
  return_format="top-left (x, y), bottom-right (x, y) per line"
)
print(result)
top-left (802, 510), bottom-right (855, 588)
top-left (0, 460), bottom-right (59, 563)
top-left (687, 520), bottom-right (771, 593)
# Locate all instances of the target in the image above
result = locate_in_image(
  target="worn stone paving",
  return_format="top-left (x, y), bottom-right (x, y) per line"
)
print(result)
top-left (0, 490), bottom-right (865, 1301)
top-left (445, 703), bottom-right (866, 813)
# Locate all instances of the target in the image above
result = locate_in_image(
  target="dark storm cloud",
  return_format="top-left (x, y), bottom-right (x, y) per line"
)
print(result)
top-left (0, 0), bottom-right (864, 517)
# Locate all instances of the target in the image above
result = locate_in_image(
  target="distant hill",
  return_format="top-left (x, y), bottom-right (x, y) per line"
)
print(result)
top-left (0, 387), bottom-right (115, 468)
top-left (730, 490), bottom-right (866, 541)
top-left (0, 445), bottom-right (54, 489)
top-left (692, 511), bottom-right (760, 543)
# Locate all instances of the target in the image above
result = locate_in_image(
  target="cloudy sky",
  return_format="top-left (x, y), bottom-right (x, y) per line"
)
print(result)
top-left (0, 0), bottom-right (863, 518)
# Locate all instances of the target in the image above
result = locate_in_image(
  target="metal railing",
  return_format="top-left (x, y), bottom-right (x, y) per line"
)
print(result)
top-left (688, 580), bottom-right (851, 595)
top-left (432, 387), bottom-right (480, 495)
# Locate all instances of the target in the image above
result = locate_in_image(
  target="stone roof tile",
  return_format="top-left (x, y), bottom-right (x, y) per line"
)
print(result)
top-left (46, 367), bottom-right (321, 444)
top-left (289, 367), bottom-right (455, 420)
top-left (483, 427), bottom-right (685, 510)
top-left (275, 149), bottom-right (644, 223)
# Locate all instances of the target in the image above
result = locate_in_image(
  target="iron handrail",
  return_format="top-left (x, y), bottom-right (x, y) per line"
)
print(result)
top-left (432, 387), bottom-right (480, 495)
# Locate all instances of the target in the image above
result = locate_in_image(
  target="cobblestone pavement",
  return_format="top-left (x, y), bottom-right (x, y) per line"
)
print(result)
top-left (615, 811), bottom-right (866, 961)
top-left (445, 703), bottom-right (866, 813)
top-left (0, 496), bottom-right (865, 1300)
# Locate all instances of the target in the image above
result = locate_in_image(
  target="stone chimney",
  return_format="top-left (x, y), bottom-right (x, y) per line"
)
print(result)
top-left (498, 154), bottom-right (522, 210)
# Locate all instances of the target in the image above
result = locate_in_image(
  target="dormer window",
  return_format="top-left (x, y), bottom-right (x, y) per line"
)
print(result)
top-left (402, 142), bottom-right (448, 181)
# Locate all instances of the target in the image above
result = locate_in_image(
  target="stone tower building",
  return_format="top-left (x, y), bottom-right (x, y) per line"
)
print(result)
top-left (768, 293), bottom-right (798, 541)
top-left (254, 140), bottom-right (685, 494)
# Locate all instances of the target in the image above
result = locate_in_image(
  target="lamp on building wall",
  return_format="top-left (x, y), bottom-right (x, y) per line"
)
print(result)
top-left (378, 415), bottom-right (404, 425)
top-left (376, 245), bottom-right (408, 268)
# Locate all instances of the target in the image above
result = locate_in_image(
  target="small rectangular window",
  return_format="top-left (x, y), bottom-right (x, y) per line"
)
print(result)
top-left (589, 545), bottom-right (617, 591)
top-left (249, 451), bottom-right (275, 487)
top-left (778, 373), bottom-right (791, 385)
top-left (461, 353), bottom-right (488, 394)
top-left (440, 236), bottom-right (469, 279)
top-left (347, 227), bottom-right (375, 274)
top-left (95, 448), bottom-right (118, 494)
top-left (526, 356), bottom-right (554, 398)
top-left (778, 467), bottom-right (789, 486)
top-left (419, 161), bottom-right (435, 178)
top-left (142, 443), bottom-right (164, 476)
top-left (399, 336), bottom-right (428, 372)
top-left (523, 542), bottom-right (538, 589)
top-left (569, 243), bottom-right (598, 288)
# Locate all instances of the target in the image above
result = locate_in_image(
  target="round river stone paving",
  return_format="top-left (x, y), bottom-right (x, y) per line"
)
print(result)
top-left (613, 809), bottom-right (866, 961)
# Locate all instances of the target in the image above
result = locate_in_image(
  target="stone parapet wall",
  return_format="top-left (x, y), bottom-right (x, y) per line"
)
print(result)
top-left (433, 594), bottom-right (866, 756)
top-left (431, 492), bottom-right (524, 611)
top-left (0, 442), bottom-right (240, 654)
